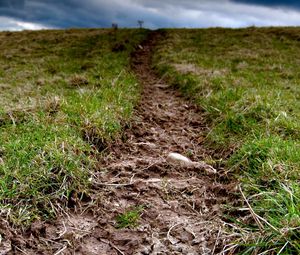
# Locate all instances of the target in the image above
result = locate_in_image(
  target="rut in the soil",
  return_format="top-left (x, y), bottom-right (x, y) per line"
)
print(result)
top-left (78, 31), bottom-right (234, 254)
top-left (4, 31), bottom-right (235, 255)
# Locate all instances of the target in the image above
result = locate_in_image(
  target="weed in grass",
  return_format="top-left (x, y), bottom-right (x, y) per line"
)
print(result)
top-left (116, 206), bottom-right (144, 229)
top-left (69, 74), bottom-right (89, 87)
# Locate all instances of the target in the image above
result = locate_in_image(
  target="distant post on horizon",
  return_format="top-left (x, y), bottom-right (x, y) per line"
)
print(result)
top-left (137, 20), bottom-right (144, 29)
top-left (112, 23), bottom-right (118, 30)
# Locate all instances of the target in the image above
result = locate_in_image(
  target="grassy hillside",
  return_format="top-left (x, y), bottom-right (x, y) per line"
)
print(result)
top-left (153, 28), bottom-right (300, 254)
top-left (0, 28), bottom-right (148, 226)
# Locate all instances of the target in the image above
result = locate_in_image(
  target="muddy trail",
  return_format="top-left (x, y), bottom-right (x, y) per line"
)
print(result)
top-left (1, 31), bottom-right (236, 255)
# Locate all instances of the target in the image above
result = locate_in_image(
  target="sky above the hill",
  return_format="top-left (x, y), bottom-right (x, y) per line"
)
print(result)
top-left (1, 0), bottom-right (300, 30)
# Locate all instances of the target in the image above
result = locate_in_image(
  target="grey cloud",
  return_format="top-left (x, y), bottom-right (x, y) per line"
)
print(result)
top-left (1, 0), bottom-right (300, 31)
top-left (232, 0), bottom-right (300, 10)
top-left (0, 0), bottom-right (25, 8)
top-left (0, 0), bottom-right (171, 28)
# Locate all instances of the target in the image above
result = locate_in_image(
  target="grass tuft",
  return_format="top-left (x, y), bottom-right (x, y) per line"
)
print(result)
top-left (116, 206), bottom-right (144, 229)
top-left (69, 74), bottom-right (89, 87)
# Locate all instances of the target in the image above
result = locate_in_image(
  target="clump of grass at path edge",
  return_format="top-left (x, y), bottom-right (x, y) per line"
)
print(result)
top-left (0, 28), bottom-right (149, 226)
top-left (153, 28), bottom-right (300, 254)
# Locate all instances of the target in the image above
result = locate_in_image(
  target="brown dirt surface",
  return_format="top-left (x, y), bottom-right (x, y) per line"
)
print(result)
top-left (0, 31), bottom-right (237, 254)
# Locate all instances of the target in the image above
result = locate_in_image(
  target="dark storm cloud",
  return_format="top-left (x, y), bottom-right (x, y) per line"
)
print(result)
top-left (232, 0), bottom-right (300, 9)
top-left (0, 0), bottom-right (24, 8)
top-left (0, 0), bottom-right (25, 19)
top-left (1, 0), bottom-right (300, 30)
top-left (0, 0), bottom-right (103, 27)
top-left (0, 0), bottom-right (173, 28)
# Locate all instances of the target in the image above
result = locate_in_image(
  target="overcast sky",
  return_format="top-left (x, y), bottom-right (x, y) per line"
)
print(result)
top-left (1, 0), bottom-right (300, 30)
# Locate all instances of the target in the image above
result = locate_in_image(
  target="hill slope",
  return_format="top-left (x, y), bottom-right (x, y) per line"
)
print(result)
top-left (1, 27), bottom-right (300, 254)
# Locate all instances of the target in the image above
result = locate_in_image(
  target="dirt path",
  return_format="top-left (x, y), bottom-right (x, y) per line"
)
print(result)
top-left (79, 31), bottom-right (233, 254)
top-left (3, 31), bottom-right (235, 255)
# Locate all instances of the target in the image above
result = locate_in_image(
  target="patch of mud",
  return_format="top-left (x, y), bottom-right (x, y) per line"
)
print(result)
top-left (1, 31), bottom-right (237, 254)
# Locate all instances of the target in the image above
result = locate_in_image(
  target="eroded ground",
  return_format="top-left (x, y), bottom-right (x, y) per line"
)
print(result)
top-left (1, 31), bottom-right (236, 255)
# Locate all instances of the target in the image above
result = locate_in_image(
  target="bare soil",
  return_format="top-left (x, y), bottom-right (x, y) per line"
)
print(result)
top-left (0, 31), bottom-right (236, 254)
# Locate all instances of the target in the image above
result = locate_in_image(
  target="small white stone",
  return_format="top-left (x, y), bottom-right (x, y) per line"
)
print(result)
top-left (167, 152), bottom-right (217, 174)
top-left (167, 152), bottom-right (193, 165)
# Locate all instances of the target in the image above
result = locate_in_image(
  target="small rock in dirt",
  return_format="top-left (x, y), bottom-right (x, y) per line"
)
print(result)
top-left (167, 153), bottom-right (217, 174)
top-left (167, 152), bottom-right (193, 166)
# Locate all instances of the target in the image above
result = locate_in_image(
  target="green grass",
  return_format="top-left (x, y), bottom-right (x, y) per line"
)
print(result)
top-left (0, 28), bottom-right (149, 226)
top-left (116, 206), bottom-right (144, 229)
top-left (153, 28), bottom-right (300, 254)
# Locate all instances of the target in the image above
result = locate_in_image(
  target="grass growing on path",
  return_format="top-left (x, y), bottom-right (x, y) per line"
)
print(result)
top-left (0, 28), bottom-right (148, 226)
top-left (153, 28), bottom-right (300, 254)
top-left (116, 206), bottom-right (144, 229)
